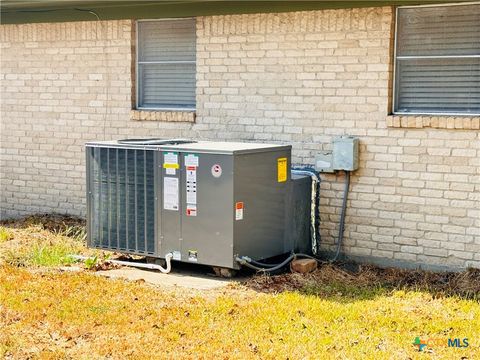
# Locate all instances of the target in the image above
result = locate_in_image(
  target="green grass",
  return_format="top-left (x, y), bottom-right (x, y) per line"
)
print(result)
top-left (29, 241), bottom-right (79, 267)
top-left (0, 224), bottom-right (87, 268)
top-left (3, 234), bottom-right (85, 268)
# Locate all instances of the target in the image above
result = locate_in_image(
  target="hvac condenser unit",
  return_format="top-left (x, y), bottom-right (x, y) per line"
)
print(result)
top-left (86, 139), bottom-right (311, 271)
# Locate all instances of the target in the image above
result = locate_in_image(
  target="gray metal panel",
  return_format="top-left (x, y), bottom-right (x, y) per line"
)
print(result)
top-left (86, 147), bottom-right (93, 247)
top-left (285, 175), bottom-right (312, 255)
top-left (154, 150), bottom-right (162, 256)
top-left (315, 151), bottom-right (334, 173)
top-left (332, 136), bottom-right (359, 171)
top-left (159, 151), bottom-right (182, 257)
top-left (162, 141), bottom-right (291, 155)
top-left (180, 153), bottom-right (235, 268)
top-left (85, 140), bottom-right (291, 155)
top-left (232, 149), bottom-right (291, 261)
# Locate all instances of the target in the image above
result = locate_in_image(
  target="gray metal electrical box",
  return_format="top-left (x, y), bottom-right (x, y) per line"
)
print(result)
top-left (315, 151), bottom-right (334, 173)
top-left (332, 136), bottom-right (359, 171)
top-left (85, 140), bottom-right (311, 270)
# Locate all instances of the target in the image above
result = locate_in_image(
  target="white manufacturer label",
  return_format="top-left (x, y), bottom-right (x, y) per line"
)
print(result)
top-left (163, 177), bottom-right (179, 211)
top-left (172, 251), bottom-right (181, 261)
top-left (185, 154), bottom-right (199, 167)
top-left (166, 168), bottom-right (176, 175)
top-left (187, 190), bottom-right (197, 205)
top-left (164, 152), bottom-right (178, 165)
top-left (211, 164), bottom-right (222, 178)
top-left (186, 166), bottom-right (197, 205)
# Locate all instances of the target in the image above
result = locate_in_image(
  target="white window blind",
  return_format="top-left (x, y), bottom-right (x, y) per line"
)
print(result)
top-left (137, 19), bottom-right (196, 110)
top-left (394, 3), bottom-right (480, 115)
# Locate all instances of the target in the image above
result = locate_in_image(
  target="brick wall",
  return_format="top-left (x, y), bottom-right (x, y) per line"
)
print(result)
top-left (1, 7), bottom-right (479, 270)
top-left (0, 20), bottom-right (194, 216)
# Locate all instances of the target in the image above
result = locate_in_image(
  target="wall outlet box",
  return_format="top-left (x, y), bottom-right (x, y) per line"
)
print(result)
top-left (332, 136), bottom-right (359, 171)
top-left (315, 151), bottom-right (334, 173)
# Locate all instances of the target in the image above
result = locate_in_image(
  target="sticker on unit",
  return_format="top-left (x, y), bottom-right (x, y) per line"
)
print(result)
top-left (163, 152), bottom-right (179, 175)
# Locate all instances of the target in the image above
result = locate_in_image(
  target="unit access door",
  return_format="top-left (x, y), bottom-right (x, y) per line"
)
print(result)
top-left (180, 153), bottom-right (234, 268)
top-left (159, 150), bottom-right (182, 259)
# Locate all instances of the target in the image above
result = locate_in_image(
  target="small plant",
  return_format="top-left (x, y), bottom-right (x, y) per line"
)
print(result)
top-left (0, 227), bottom-right (13, 243)
top-left (56, 224), bottom-right (87, 242)
top-left (30, 241), bottom-right (78, 267)
top-left (84, 255), bottom-right (98, 270)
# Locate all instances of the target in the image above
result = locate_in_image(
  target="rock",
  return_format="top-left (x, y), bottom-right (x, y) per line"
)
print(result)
top-left (290, 258), bottom-right (317, 274)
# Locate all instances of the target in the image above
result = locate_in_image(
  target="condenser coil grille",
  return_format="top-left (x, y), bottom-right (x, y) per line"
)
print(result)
top-left (87, 147), bottom-right (155, 255)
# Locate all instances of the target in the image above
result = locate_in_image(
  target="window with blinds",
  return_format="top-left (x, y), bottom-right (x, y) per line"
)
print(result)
top-left (394, 3), bottom-right (480, 115)
top-left (136, 19), bottom-right (196, 110)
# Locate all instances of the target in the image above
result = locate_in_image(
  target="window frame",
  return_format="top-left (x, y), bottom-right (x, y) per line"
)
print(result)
top-left (392, 2), bottom-right (480, 116)
top-left (135, 18), bottom-right (196, 112)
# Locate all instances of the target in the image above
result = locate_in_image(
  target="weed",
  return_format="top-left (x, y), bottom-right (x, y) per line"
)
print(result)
top-left (0, 227), bottom-right (13, 243)
top-left (30, 241), bottom-right (78, 267)
top-left (84, 255), bottom-right (98, 270)
top-left (0, 225), bottom-right (86, 268)
top-left (55, 224), bottom-right (86, 242)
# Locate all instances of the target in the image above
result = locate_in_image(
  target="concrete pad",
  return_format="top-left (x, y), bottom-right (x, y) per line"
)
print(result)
top-left (96, 265), bottom-right (243, 290)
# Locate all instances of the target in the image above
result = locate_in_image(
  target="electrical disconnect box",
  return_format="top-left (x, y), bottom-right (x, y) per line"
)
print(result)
top-left (85, 139), bottom-right (312, 270)
top-left (332, 136), bottom-right (359, 171)
top-left (315, 136), bottom-right (359, 172)
top-left (315, 151), bottom-right (334, 173)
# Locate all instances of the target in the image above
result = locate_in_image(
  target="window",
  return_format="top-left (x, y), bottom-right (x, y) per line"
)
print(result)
top-left (136, 19), bottom-right (196, 110)
top-left (394, 3), bottom-right (480, 115)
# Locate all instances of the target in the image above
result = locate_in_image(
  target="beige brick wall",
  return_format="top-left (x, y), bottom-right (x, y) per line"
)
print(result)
top-left (1, 7), bottom-right (479, 270)
top-left (0, 20), bottom-right (194, 216)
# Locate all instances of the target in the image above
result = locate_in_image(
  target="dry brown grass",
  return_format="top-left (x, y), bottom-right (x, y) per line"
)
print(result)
top-left (1, 213), bottom-right (86, 233)
top-left (0, 214), bottom-right (91, 268)
top-left (1, 215), bottom-right (479, 359)
top-left (246, 263), bottom-right (480, 301)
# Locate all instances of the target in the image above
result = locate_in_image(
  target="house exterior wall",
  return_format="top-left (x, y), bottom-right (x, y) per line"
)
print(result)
top-left (1, 7), bottom-right (479, 270)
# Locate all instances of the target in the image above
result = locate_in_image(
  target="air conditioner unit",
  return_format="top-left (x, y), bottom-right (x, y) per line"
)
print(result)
top-left (85, 139), bottom-right (311, 271)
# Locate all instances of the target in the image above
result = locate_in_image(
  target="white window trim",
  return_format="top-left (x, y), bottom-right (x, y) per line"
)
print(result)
top-left (392, 1), bottom-right (480, 116)
top-left (135, 18), bottom-right (196, 112)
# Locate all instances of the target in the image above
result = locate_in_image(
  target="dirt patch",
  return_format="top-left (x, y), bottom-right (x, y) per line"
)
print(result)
top-left (1, 213), bottom-right (85, 232)
top-left (246, 262), bottom-right (480, 300)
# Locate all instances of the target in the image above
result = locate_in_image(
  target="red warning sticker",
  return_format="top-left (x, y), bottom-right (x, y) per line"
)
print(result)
top-left (186, 204), bottom-right (197, 216)
top-left (235, 202), bottom-right (244, 220)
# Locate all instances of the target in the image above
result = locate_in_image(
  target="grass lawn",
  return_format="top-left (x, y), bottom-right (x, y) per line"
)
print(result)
top-left (1, 216), bottom-right (479, 359)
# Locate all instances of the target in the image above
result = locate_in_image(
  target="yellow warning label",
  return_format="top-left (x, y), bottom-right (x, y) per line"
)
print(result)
top-left (163, 163), bottom-right (180, 169)
top-left (277, 157), bottom-right (287, 182)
